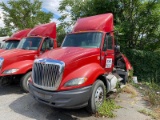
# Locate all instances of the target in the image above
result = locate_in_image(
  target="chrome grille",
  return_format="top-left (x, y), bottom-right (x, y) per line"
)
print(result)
top-left (32, 58), bottom-right (65, 91)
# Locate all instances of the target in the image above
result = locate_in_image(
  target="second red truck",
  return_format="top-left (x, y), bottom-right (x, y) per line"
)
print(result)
top-left (0, 22), bottom-right (57, 92)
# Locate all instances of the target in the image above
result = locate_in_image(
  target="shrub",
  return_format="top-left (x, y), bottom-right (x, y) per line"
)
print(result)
top-left (125, 49), bottom-right (160, 84)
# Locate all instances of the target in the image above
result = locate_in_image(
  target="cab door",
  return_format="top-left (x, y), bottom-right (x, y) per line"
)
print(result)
top-left (101, 33), bottom-right (115, 73)
top-left (40, 38), bottom-right (53, 55)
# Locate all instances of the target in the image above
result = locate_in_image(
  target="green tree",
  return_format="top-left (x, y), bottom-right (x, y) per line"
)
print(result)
top-left (57, 25), bottom-right (66, 46)
top-left (0, 27), bottom-right (12, 36)
top-left (0, 0), bottom-right (53, 32)
top-left (117, 0), bottom-right (160, 51)
top-left (58, 0), bottom-right (160, 51)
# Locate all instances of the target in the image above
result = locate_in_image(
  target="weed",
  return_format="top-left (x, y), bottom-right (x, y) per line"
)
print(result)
top-left (131, 82), bottom-right (139, 88)
top-left (144, 90), bottom-right (160, 106)
top-left (138, 109), bottom-right (157, 119)
top-left (132, 82), bottom-right (160, 106)
top-left (128, 69), bottom-right (134, 82)
top-left (154, 108), bottom-right (160, 120)
top-left (141, 82), bottom-right (160, 106)
top-left (122, 84), bottom-right (138, 97)
top-left (97, 99), bottom-right (121, 118)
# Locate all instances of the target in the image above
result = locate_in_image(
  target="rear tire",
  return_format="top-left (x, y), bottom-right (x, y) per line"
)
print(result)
top-left (87, 80), bottom-right (105, 113)
top-left (20, 71), bottom-right (32, 92)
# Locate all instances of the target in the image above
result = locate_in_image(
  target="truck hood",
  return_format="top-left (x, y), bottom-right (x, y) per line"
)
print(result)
top-left (0, 49), bottom-right (6, 53)
top-left (0, 49), bottom-right (37, 71)
top-left (40, 47), bottom-right (100, 64)
top-left (0, 49), bottom-right (37, 59)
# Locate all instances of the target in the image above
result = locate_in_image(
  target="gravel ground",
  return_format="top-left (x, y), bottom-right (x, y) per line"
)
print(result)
top-left (0, 84), bottom-right (153, 120)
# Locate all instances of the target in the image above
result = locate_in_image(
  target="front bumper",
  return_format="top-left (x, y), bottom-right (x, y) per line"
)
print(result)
top-left (29, 83), bottom-right (92, 109)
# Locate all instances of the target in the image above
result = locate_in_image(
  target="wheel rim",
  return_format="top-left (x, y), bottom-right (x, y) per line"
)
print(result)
top-left (27, 76), bottom-right (31, 87)
top-left (94, 86), bottom-right (104, 107)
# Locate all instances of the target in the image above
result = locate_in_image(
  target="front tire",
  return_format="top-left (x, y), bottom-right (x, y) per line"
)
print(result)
top-left (20, 71), bottom-right (32, 92)
top-left (87, 80), bottom-right (105, 113)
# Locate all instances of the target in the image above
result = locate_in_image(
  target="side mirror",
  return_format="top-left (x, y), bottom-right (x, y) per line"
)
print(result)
top-left (115, 45), bottom-right (120, 52)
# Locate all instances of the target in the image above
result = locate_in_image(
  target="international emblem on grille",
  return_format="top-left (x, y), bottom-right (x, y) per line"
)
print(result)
top-left (39, 59), bottom-right (45, 65)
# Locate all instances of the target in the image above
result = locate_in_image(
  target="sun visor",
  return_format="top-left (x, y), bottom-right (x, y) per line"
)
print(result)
top-left (72, 13), bottom-right (113, 33)
top-left (28, 22), bottom-right (56, 39)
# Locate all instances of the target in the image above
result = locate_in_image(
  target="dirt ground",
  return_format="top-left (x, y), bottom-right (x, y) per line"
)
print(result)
top-left (0, 84), bottom-right (154, 120)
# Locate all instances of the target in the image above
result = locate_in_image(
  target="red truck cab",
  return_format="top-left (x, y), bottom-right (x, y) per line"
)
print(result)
top-left (29, 14), bottom-right (132, 113)
top-left (0, 29), bottom-right (31, 53)
top-left (0, 22), bottom-right (57, 92)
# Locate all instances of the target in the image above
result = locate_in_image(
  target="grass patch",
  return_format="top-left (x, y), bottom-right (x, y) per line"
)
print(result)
top-left (138, 109), bottom-right (157, 119)
top-left (97, 99), bottom-right (121, 118)
top-left (154, 108), bottom-right (160, 120)
top-left (121, 84), bottom-right (138, 97)
top-left (143, 82), bottom-right (160, 106)
top-left (143, 90), bottom-right (160, 106)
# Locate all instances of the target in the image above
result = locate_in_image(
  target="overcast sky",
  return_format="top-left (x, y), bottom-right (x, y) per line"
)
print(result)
top-left (0, 0), bottom-right (62, 27)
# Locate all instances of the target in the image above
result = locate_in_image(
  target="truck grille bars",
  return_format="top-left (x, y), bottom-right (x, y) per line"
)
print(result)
top-left (32, 58), bottom-right (65, 91)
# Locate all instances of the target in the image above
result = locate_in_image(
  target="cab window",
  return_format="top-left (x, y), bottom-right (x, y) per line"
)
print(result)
top-left (103, 34), bottom-right (113, 51)
top-left (41, 38), bottom-right (52, 51)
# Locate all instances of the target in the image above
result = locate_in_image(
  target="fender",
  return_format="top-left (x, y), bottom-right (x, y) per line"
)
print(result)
top-left (59, 63), bottom-right (106, 91)
top-left (121, 54), bottom-right (132, 70)
top-left (1, 60), bottom-right (33, 76)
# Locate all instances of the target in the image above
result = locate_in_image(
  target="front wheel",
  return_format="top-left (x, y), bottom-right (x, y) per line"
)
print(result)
top-left (87, 80), bottom-right (105, 113)
top-left (20, 71), bottom-right (32, 92)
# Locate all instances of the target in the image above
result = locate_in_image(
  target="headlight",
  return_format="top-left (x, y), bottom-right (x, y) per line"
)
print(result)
top-left (3, 69), bottom-right (19, 74)
top-left (64, 77), bottom-right (87, 87)
top-left (0, 57), bottom-right (4, 69)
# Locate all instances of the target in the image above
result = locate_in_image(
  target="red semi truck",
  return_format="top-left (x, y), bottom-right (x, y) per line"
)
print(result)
top-left (29, 13), bottom-right (132, 113)
top-left (0, 29), bottom-right (31, 53)
top-left (0, 22), bottom-right (57, 92)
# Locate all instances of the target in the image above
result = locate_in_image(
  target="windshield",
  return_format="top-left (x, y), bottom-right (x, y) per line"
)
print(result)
top-left (17, 37), bottom-right (42, 50)
top-left (62, 32), bottom-right (103, 48)
top-left (1, 40), bottom-right (19, 50)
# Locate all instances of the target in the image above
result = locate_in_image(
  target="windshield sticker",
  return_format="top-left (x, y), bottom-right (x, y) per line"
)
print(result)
top-left (106, 58), bottom-right (112, 68)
